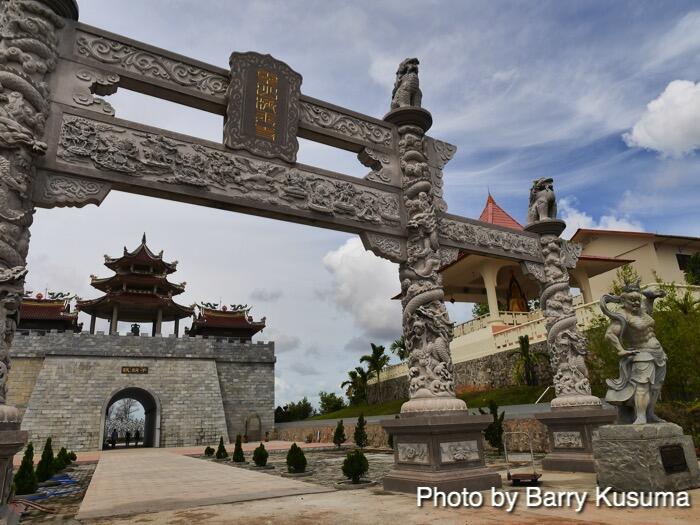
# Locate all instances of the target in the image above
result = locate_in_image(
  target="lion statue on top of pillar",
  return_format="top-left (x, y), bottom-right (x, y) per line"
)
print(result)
top-left (527, 177), bottom-right (557, 224)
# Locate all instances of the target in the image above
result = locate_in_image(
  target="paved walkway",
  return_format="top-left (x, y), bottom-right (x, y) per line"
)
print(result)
top-left (76, 447), bottom-right (334, 520)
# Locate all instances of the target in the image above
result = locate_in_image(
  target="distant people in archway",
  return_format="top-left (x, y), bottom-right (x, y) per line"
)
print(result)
top-left (134, 429), bottom-right (140, 447)
top-left (111, 428), bottom-right (118, 449)
top-left (125, 431), bottom-right (131, 447)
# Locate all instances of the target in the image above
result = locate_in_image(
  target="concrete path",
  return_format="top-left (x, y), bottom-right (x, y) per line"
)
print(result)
top-left (76, 447), bottom-right (333, 520)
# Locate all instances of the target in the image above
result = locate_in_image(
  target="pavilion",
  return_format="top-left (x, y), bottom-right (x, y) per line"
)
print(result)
top-left (187, 304), bottom-right (266, 341)
top-left (77, 234), bottom-right (193, 336)
top-left (18, 293), bottom-right (81, 334)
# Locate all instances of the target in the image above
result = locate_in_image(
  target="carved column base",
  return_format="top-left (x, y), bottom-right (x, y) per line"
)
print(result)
top-left (381, 412), bottom-right (501, 494)
top-left (400, 396), bottom-right (467, 414)
top-left (383, 107), bottom-right (433, 132)
top-left (524, 219), bottom-right (566, 236)
top-left (0, 423), bottom-right (28, 524)
top-left (550, 394), bottom-right (602, 409)
top-left (535, 406), bottom-right (616, 473)
top-left (592, 423), bottom-right (700, 492)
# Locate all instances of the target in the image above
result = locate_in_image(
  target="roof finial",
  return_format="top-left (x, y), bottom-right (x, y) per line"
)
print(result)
top-left (142, 232), bottom-right (147, 244)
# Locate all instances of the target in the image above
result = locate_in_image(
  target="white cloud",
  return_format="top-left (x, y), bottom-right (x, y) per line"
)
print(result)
top-left (322, 238), bottom-right (401, 342)
top-left (623, 80), bottom-right (700, 157)
top-left (249, 288), bottom-right (283, 302)
top-left (559, 197), bottom-right (644, 238)
top-left (648, 11), bottom-right (700, 67)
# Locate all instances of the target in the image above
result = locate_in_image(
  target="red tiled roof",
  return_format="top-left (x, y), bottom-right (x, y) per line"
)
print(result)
top-left (478, 194), bottom-right (523, 230)
top-left (20, 300), bottom-right (77, 321)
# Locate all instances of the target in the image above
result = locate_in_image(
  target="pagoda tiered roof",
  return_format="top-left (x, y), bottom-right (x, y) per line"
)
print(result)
top-left (187, 304), bottom-right (266, 340)
top-left (77, 234), bottom-right (193, 323)
top-left (19, 293), bottom-right (80, 332)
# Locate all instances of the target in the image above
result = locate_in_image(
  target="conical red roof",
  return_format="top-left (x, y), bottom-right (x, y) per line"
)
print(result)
top-left (478, 194), bottom-right (523, 230)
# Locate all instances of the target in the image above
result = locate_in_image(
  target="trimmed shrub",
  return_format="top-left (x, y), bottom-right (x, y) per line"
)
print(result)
top-left (14, 443), bottom-right (38, 495)
top-left (36, 437), bottom-right (55, 482)
top-left (204, 446), bottom-right (215, 457)
top-left (67, 451), bottom-right (77, 462)
top-left (333, 420), bottom-right (346, 448)
top-left (232, 434), bottom-right (245, 463)
top-left (215, 436), bottom-right (228, 459)
top-left (286, 443), bottom-right (307, 473)
top-left (342, 449), bottom-right (369, 483)
top-left (52, 447), bottom-right (70, 473)
top-left (253, 443), bottom-right (269, 467)
top-left (354, 414), bottom-right (368, 449)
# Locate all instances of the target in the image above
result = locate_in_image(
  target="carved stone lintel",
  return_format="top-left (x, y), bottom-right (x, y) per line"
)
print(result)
top-left (300, 101), bottom-right (393, 149)
top-left (438, 247), bottom-right (460, 268)
top-left (32, 172), bottom-right (111, 208)
top-left (361, 232), bottom-right (406, 264)
top-left (56, 114), bottom-right (401, 230)
top-left (75, 30), bottom-right (228, 97)
top-left (440, 217), bottom-right (541, 259)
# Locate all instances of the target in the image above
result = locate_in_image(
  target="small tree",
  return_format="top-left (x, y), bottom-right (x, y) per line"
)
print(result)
top-left (319, 391), bottom-right (346, 414)
top-left (14, 443), bottom-right (38, 495)
top-left (478, 401), bottom-right (505, 453)
top-left (232, 434), bottom-right (245, 463)
top-left (253, 443), bottom-right (269, 467)
top-left (36, 437), bottom-right (55, 482)
top-left (389, 335), bottom-right (409, 361)
top-left (611, 264), bottom-right (641, 295)
top-left (361, 343), bottom-right (390, 402)
top-left (472, 302), bottom-right (490, 318)
top-left (215, 436), bottom-right (228, 459)
top-left (286, 443), bottom-right (307, 473)
top-left (513, 335), bottom-right (547, 386)
top-left (342, 449), bottom-right (369, 484)
top-left (53, 447), bottom-right (70, 473)
top-left (333, 419), bottom-right (346, 448)
top-left (67, 451), bottom-right (77, 462)
top-left (204, 445), bottom-right (215, 457)
top-left (354, 414), bottom-right (368, 449)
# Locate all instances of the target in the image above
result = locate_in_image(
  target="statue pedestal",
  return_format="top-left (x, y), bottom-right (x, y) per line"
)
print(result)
top-left (0, 423), bottom-right (28, 525)
top-left (535, 406), bottom-right (616, 472)
top-left (381, 412), bottom-right (501, 493)
top-left (593, 423), bottom-right (700, 492)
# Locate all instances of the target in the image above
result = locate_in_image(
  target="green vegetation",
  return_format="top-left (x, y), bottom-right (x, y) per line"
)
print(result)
top-left (319, 391), bottom-right (346, 414)
top-left (479, 400), bottom-right (505, 453)
top-left (333, 419), bottom-right (346, 448)
top-left (341, 367), bottom-right (370, 405)
top-left (361, 343), bottom-right (390, 400)
top-left (472, 303), bottom-right (490, 318)
top-left (36, 437), bottom-right (55, 482)
top-left (215, 436), bottom-right (228, 459)
top-left (342, 449), bottom-right (369, 483)
top-left (684, 252), bottom-right (700, 285)
top-left (253, 443), bottom-right (269, 467)
top-left (204, 445), bottom-right (214, 457)
top-left (286, 443), bottom-right (307, 473)
top-left (53, 447), bottom-right (70, 473)
top-left (512, 334), bottom-right (548, 386)
top-left (232, 434), bottom-right (245, 463)
top-left (274, 397), bottom-right (315, 422)
top-left (312, 385), bottom-right (554, 420)
top-left (353, 414), bottom-right (368, 449)
top-left (389, 335), bottom-right (409, 361)
top-left (13, 443), bottom-right (38, 495)
top-left (610, 264), bottom-right (641, 295)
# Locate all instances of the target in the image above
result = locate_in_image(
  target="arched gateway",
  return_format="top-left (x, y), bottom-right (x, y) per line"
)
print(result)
top-left (101, 387), bottom-right (161, 448)
top-left (0, 0), bottom-right (609, 509)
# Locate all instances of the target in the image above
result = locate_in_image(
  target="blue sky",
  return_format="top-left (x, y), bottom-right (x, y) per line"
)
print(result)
top-left (26, 1), bottom-right (700, 407)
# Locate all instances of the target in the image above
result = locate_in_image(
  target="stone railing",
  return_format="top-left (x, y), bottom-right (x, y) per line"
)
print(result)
top-left (453, 309), bottom-right (542, 337)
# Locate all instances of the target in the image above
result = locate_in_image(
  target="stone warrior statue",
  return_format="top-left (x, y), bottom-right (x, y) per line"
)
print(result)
top-left (600, 280), bottom-right (667, 424)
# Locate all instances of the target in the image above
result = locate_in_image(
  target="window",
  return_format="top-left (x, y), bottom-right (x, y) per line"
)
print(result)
top-left (676, 254), bottom-right (692, 271)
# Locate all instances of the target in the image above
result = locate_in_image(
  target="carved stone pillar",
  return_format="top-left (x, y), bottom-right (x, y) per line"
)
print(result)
top-left (0, 0), bottom-right (79, 516)
top-left (380, 58), bottom-right (500, 494)
top-left (522, 178), bottom-right (615, 472)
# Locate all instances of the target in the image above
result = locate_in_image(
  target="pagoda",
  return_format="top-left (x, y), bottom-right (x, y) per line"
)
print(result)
top-left (187, 303), bottom-right (266, 341)
top-left (77, 234), bottom-right (193, 335)
top-left (19, 292), bottom-right (81, 334)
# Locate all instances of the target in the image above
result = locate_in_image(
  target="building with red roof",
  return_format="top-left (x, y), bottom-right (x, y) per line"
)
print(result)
top-left (187, 304), bottom-right (266, 341)
top-left (18, 293), bottom-right (80, 333)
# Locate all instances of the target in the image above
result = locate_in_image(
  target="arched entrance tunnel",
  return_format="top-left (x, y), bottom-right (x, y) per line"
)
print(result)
top-left (102, 387), bottom-right (160, 448)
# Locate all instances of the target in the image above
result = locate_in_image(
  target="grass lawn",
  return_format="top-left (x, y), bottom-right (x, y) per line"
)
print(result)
top-left (309, 384), bottom-right (555, 420)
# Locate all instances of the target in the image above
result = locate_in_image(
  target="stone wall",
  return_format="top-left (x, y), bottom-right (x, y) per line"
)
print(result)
top-left (367, 343), bottom-right (552, 405)
top-left (10, 331), bottom-right (275, 452)
top-left (274, 416), bottom-right (551, 453)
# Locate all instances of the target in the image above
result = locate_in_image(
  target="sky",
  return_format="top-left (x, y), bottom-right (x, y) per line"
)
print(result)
top-left (26, 0), bottom-right (700, 408)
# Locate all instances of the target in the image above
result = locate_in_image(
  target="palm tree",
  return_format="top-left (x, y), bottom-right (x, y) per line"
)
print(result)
top-left (361, 343), bottom-right (390, 403)
top-left (341, 366), bottom-right (370, 405)
top-left (390, 335), bottom-right (409, 361)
